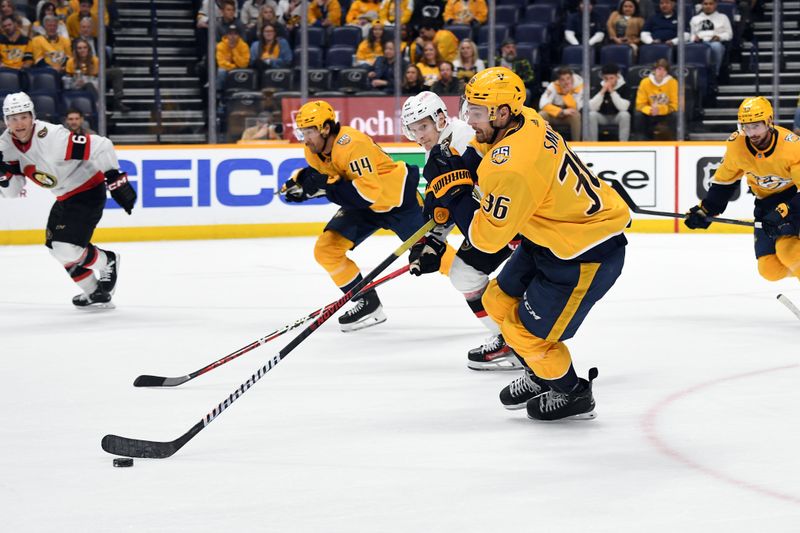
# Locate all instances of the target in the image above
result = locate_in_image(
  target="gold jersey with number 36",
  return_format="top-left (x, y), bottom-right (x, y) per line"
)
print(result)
top-left (468, 107), bottom-right (631, 259)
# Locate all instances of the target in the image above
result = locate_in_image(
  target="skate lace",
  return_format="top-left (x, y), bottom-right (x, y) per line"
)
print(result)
top-left (99, 258), bottom-right (115, 282)
top-left (480, 334), bottom-right (502, 353)
top-left (343, 298), bottom-right (365, 317)
top-left (540, 391), bottom-right (569, 413)
top-left (509, 373), bottom-right (541, 398)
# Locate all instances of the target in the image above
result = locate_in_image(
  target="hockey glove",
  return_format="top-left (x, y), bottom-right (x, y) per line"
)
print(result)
top-left (105, 169), bottom-right (136, 214)
top-left (684, 204), bottom-right (712, 230)
top-left (408, 236), bottom-right (447, 276)
top-left (423, 144), bottom-right (474, 221)
top-left (761, 203), bottom-right (798, 238)
top-left (280, 167), bottom-right (328, 203)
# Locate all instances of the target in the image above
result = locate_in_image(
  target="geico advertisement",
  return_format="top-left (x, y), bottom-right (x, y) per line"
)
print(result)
top-left (0, 144), bottom-right (736, 233)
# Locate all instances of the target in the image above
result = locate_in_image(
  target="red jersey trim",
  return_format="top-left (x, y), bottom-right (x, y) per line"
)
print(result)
top-left (57, 171), bottom-right (104, 201)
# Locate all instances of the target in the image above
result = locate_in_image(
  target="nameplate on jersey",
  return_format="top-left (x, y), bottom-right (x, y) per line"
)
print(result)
top-left (490, 146), bottom-right (510, 165)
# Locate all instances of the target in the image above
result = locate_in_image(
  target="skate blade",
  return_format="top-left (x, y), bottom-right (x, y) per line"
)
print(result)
top-left (74, 301), bottom-right (116, 311)
top-left (340, 311), bottom-right (387, 333)
top-left (502, 402), bottom-right (529, 411)
top-left (468, 358), bottom-right (524, 371)
top-left (527, 410), bottom-right (597, 422)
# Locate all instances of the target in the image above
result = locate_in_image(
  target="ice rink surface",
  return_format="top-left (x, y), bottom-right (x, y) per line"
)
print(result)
top-left (1, 232), bottom-right (799, 532)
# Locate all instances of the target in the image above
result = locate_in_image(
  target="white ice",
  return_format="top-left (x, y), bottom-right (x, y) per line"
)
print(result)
top-left (1, 233), bottom-right (799, 532)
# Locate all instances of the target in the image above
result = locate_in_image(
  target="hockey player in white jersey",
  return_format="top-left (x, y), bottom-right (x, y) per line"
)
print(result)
top-left (0, 92), bottom-right (136, 309)
top-left (401, 91), bottom-right (521, 371)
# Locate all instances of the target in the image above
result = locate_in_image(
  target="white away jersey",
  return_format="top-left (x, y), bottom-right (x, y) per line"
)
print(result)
top-left (424, 118), bottom-right (475, 161)
top-left (0, 120), bottom-right (119, 200)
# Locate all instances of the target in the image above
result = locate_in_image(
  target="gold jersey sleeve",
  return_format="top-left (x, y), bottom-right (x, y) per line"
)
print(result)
top-left (303, 126), bottom-right (410, 212)
top-left (468, 107), bottom-right (630, 259)
top-left (712, 126), bottom-right (800, 199)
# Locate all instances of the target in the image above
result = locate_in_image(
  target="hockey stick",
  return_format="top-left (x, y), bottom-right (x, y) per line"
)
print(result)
top-left (607, 179), bottom-right (759, 228)
top-left (101, 219), bottom-right (435, 459)
top-left (777, 294), bottom-right (800, 321)
top-left (133, 264), bottom-right (411, 388)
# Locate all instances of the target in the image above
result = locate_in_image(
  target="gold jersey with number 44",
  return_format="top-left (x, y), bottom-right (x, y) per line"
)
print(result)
top-left (467, 107), bottom-right (631, 259)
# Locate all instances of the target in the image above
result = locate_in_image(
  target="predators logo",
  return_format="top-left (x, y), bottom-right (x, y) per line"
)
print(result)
top-left (490, 146), bottom-right (510, 165)
top-left (748, 172), bottom-right (792, 190)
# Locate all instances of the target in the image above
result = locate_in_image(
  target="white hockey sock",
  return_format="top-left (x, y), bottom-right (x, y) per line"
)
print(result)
top-left (479, 315), bottom-right (501, 334)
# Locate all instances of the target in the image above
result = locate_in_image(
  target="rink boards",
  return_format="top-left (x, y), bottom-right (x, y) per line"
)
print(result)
top-left (0, 142), bottom-right (754, 245)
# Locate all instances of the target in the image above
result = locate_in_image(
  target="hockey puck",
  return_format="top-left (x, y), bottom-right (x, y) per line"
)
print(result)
top-left (113, 457), bottom-right (134, 468)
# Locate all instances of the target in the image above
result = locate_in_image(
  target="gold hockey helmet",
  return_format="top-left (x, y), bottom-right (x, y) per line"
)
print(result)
top-left (464, 67), bottom-right (525, 120)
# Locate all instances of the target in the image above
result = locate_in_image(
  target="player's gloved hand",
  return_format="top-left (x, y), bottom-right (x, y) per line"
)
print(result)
top-left (408, 236), bottom-right (447, 276)
top-left (761, 203), bottom-right (797, 238)
top-left (423, 144), bottom-right (474, 221)
top-left (684, 204), bottom-right (712, 230)
top-left (105, 169), bottom-right (136, 214)
top-left (280, 167), bottom-right (328, 203)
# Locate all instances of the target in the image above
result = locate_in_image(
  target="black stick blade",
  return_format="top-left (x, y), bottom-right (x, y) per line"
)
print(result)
top-left (102, 434), bottom-right (179, 458)
top-left (133, 374), bottom-right (190, 387)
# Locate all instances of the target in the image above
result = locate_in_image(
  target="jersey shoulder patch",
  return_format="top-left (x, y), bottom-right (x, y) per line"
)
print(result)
top-left (727, 131), bottom-right (740, 142)
top-left (37, 126), bottom-right (47, 138)
top-left (337, 134), bottom-right (351, 146)
top-left (784, 132), bottom-right (799, 143)
top-left (490, 146), bottom-right (510, 165)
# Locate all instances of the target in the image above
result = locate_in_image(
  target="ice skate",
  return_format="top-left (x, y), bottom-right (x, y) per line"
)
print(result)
top-left (499, 370), bottom-right (549, 410)
top-left (526, 368), bottom-right (598, 421)
top-left (467, 334), bottom-right (523, 371)
top-left (338, 290), bottom-right (386, 332)
top-left (98, 251), bottom-right (120, 295)
top-left (72, 287), bottom-right (114, 310)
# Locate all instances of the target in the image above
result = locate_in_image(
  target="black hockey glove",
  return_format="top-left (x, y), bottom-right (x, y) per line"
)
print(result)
top-left (761, 203), bottom-right (798, 238)
top-left (408, 236), bottom-right (447, 276)
top-left (105, 169), bottom-right (136, 214)
top-left (281, 167), bottom-right (328, 203)
top-left (423, 144), bottom-right (474, 222)
top-left (684, 204), bottom-right (712, 230)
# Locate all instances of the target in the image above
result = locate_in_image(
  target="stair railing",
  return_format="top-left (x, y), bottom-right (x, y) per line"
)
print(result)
top-left (150, 0), bottom-right (163, 142)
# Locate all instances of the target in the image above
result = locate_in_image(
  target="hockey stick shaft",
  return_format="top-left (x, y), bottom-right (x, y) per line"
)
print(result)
top-left (101, 219), bottom-right (435, 458)
top-left (608, 179), bottom-right (759, 228)
top-left (133, 264), bottom-right (411, 388)
top-left (777, 294), bottom-right (800, 321)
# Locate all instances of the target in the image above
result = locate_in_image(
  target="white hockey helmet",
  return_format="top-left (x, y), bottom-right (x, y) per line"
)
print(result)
top-left (3, 92), bottom-right (35, 124)
top-left (401, 91), bottom-right (449, 142)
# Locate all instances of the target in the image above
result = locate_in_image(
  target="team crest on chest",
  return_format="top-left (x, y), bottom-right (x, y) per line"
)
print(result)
top-left (37, 127), bottom-right (47, 138)
top-left (490, 146), bottom-right (510, 165)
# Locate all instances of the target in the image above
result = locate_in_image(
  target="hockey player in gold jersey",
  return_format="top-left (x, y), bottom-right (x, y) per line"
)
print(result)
top-left (281, 100), bottom-right (450, 332)
top-left (422, 67), bottom-right (630, 420)
top-left (685, 96), bottom-right (800, 283)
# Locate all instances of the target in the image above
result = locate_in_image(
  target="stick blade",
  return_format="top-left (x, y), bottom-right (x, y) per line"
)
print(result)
top-left (102, 434), bottom-right (180, 458)
top-left (133, 374), bottom-right (189, 387)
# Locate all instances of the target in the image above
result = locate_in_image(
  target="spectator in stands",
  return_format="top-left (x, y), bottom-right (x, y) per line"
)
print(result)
top-left (278, 0), bottom-right (302, 31)
top-left (347, 0), bottom-right (381, 36)
top-left (690, 0), bottom-right (732, 77)
top-left (443, 0), bottom-right (487, 27)
top-left (401, 63), bottom-right (425, 94)
top-left (67, 0), bottom-right (109, 25)
top-left (565, 1), bottom-right (605, 48)
top-left (65, 0), bottom-right (106, 39)
top-left (73, 15), bottom-right (129, 111)
top-left (633, 57), bottom-right (677, 140)
top-left (431, 60), bottom-right (462, 96)
top-left (588, 63), bottom-right (631, 141)
top-left (250, 2), bottom-right (287, 41)
top-left (416, 41), bottom-right (441, 87)
top-left (539, 66), bottom-right (584, 141)
top-left (31, 15), bottom-right (71, 71)
top-left (607, 0), bottom-right (644, 54)
top-left (0, 16), bottom-right (33, 69)
top-left (32, 2), bottom-right (69, 39)
top-left (368, 40), bottom-right (407, 92)
top-left (54, 0), bottom-right (73, 23)
top-left (64, 37), bottom-right (98, 92)
top-left (411, 0), bottom-right (445, 30)
top-left (397, 23), bottom-right (414, 63)
top-left (240, 111), bottom-right (282, 140)
top-left (379, 0), bottom-right (412, 26)
top-left (309, 0), bottom-right (342, 28)
top-left (214, 0), bottom-right (244, 41)
top-left (496, 38), bottom-right (535, 104)
top-left (414, 18), bottom-right (457, 63)
top-left (240, 0), bottom-right (267, 32)
top-left (1, 0), bottom-right (31, 36)
top-left (453, 38), bottom-right (484, 83)
top-left (249, 22), bottom-right (291, 73)
top-left (641, 0), bottom-right (689, 46)
top-left (215, 24), bottom-right (250, 91)
top-left (356, 21), bottom-right (387, 66)
top-left (197, 0), bottom-right (236, 28)
top-left (64, 107), bottom-right (95, 135)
